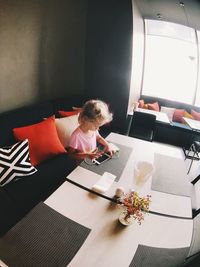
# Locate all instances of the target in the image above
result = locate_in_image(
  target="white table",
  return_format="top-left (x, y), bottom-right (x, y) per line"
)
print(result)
top-left (184, 117), bottom-right (200, 132)
top-left (66, 133), bottom-right (192, 218)
top-left (129, 108), bottom-right (170, 124)
top-left (45, 181), bottom-right (193, 267)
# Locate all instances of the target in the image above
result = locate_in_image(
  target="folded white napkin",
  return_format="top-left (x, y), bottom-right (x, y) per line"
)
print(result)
top-left (92, 172), bottom-right (116, 194)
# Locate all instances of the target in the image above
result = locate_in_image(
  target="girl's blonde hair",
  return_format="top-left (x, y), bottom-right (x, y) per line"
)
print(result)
top-left (79, 99), bottom-right (113, 125)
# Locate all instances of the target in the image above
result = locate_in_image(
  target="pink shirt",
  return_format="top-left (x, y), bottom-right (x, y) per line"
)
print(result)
top-left (69, 127), bottom-right (99, 152)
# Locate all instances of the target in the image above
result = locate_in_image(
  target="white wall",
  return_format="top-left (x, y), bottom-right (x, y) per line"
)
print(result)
top-left (128, 0), bottom-right (145, 113)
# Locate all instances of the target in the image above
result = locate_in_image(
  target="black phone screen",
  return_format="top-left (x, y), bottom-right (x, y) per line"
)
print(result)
top-left (95, 153), bottom-right (111, 164)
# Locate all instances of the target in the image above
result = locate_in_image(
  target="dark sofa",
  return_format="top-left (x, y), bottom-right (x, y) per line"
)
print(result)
top-left (140, 95), bottom-right (200, 148)
top-left (0, 97), bottom-right (88, 237)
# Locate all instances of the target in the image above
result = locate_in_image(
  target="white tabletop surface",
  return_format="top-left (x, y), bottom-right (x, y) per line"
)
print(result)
top-left (66, 133), bottom-right (192, 218)
top-left (45, 182), bottom-right (193, 267)
top-left (183, 117), bottom-right (200, 131)
top-left (45, 181), bottom-right (193, 267)
top-left (129, 108), bottom-right (170, 124)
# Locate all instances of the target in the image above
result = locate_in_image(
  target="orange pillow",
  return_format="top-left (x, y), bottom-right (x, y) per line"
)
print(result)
top-left (138, 99), bottom-right (144, 108)
top-left (143, 104), bottom-right (148, 109)
top-left (13, 117), bottom-right (66, 166)
top-left (172, 109), bottom-right (185, 123)
top-left (148, 102), bottom-right (160, 112)
top-left (183, 111), bottom-right (193, 120)
top-left (191, 110), bottom-right (200, 121)
top-left (58, 110), bottom-right (79, 117)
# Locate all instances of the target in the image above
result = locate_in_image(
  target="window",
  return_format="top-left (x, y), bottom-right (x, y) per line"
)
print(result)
top-left (195, 30), bottom-right (200, 107)
top-left (142, 20), bottom-right (198, 105)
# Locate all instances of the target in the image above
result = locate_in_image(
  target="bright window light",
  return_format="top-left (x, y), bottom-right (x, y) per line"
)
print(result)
top-left (195, 30), bottom-right (200, 107)
top-left (142, 20), bottom-right (198, 105)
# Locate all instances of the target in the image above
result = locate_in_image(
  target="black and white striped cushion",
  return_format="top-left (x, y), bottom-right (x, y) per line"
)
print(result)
top-left (0, 139), bottom-right (37, 187)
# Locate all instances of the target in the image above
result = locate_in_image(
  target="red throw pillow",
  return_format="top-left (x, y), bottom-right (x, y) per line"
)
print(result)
top-left (13, 117), bottom-right (66, 166)
top-left (148, 102), bottom-right (160, 112)
top-left (191, 110), bottom-right (200, 121)
top-left (172, 109), bottom-right (185, 123)
top-left (138, 99), bottom-right (144, 108)
top-left (58, 110), bottom-right (79, 117)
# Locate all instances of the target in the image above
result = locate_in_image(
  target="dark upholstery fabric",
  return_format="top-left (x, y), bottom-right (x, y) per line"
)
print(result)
top-left (129, 126), bottom-right (154, 141)
top-left (154, 121), bottom-right (196, 148)
top-left (4, 154), bottom-right (76, 204)
top-left (0, 98), bottom-right (81, 237)
top-left (1, 154), bottom-right (76, 237)
top-left (52, 96), bottom-right (86, 117)
top-left (0, 190), bottom-right (23, 237)
top-left (0, 101), bottom-right (54, 147)
top-left (128, 111), bottom-right (156, 141)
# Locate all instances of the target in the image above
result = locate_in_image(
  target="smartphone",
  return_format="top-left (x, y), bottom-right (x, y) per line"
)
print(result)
top-left (93, 153), bottom-right (111, 165)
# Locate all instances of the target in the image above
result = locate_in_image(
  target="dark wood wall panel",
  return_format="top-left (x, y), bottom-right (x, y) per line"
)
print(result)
top-left (85, 0), bottom-right (133, 133)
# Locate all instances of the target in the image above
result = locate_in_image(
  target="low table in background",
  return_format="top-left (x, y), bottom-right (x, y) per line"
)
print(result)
top-left (129, 108), bottom-right (170, 124)
top-left (184, 117), bottom-right (200, 132)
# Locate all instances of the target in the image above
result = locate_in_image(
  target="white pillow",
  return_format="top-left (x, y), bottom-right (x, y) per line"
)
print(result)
top-left (160, 106), bottom-right (175, 121)
top-left (55, 115), bottom-right (79, 147)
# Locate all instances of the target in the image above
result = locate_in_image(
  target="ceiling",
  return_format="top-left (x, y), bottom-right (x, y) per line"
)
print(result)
top-left (135, 0), bottom-right (200, 30)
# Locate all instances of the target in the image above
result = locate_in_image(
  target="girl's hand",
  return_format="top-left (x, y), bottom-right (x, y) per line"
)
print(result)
top-left (87, 149), bottom-right (102, 160)
top-left (103, 144), bottom-right (114, 157)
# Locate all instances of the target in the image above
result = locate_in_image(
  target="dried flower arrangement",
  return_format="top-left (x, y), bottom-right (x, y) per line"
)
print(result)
top-left (119, 191), bottom-right (151, 225)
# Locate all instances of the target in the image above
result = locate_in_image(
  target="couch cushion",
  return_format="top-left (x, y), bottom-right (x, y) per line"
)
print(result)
top-left (172, 109), bottom-right (185, 123)
top-left (138, 99), bottom-right (144, 108)
top-left (184, 111), bottom-right (193, 120)
top-left (0, 140), bottom-right (37, 187)
top-left (191, 110), bottom-right (200, 121)
top-left (4, 154), bottom-right (76, 206)
top-left (0, 190), bottom-right (23, 237)
top-left (13, 117), bottom-right (66, 166)
top-left (0, 102), bottom-right (54, 148)
top-left (58, 110), bottom-right (79, 117)
top-left (55, 115), bottom-right (79, 148)
top-left (148, 102), bottom-right (160, 111)
top-left (52, 96), bottom-right (85, 118)
top-left (141, 95), bottom-right (200, 113)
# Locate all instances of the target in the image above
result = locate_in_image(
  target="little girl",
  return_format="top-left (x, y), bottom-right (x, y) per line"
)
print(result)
top-left (69, 99), bottom-right (113, 160)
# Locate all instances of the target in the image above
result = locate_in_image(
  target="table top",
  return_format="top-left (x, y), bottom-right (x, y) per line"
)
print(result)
top-left (45, 181), bottom-right (193, 267)
top-left (183, 117), bottom-right (200, 131)
top-left (129, 108), bottom-right (170, 124)
top-left (66, 132), bottom-right (192, 218)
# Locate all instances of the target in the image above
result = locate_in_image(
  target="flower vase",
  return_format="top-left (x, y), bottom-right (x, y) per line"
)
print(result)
top-left (118, 210), bottom-right (134, 226)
